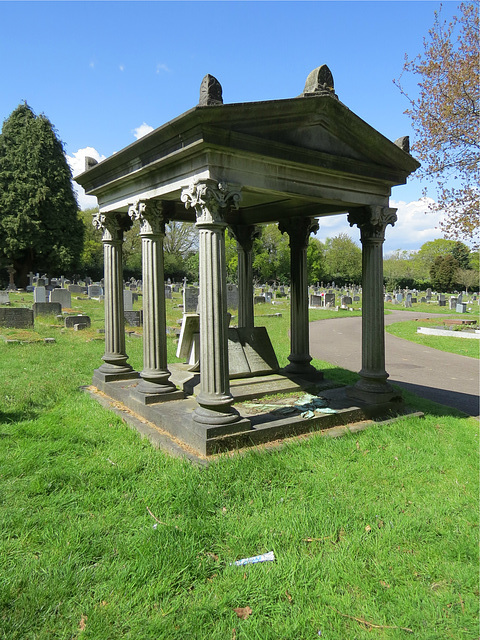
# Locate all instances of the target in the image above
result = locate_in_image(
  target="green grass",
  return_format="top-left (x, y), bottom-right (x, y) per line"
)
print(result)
top-left (0, 291), bottom-right (478, 639)
top-left (386, 320), bottom-right (480, 359)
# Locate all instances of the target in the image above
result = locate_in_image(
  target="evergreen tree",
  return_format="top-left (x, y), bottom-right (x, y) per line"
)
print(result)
top-left (0, 103), bottom-right (84, 287)
top-left (430, 254), bottom-right (459, 291)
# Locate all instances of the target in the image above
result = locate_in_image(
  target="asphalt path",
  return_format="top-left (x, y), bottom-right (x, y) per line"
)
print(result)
top-left (309, 310), bottom-right (479, 417)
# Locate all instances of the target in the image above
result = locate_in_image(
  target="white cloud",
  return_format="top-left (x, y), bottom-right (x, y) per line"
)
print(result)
top-left (66, 147), bottom-right (106, 210)
top-left (313, 197), bottom-right (446, 254)
top-left (156, 63), bottom-right (171, 74)
top-left (132, 122), bottom-right (154, 140)
top-left (119, 64), bottom-right (125, 72)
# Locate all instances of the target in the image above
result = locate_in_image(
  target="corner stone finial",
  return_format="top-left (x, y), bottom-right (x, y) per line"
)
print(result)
top-left (199, 74), bottom-right (223, 106)
top-left (301, 65), bottom-right (338, 99)
top-left (394, 136), bottom-right (410, 153)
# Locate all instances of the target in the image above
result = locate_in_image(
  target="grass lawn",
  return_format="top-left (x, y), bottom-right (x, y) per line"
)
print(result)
top-left (386, 319), bottom-right (479, 359)
top-left (1, 291), bottom-right (478, 639)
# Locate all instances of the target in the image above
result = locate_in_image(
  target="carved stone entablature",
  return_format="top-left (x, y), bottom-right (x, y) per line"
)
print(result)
top-left (199, 74), bottom-right (223, 106)
top-left (181, 180), bottom-right (242, 226)
top-left (348, 206), bottom-right (398, 242)
top-left (300, 65), bottom-right (338, 100)
top-left (279, 216), bottom-right (320, 250)
top-left (128, 199), bottom-right (168, 235)
top-left (229, 224), bottom-right (260, 252)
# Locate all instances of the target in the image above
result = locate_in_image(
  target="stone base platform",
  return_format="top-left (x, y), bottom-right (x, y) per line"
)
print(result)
top-left (84, 372), bottom-right (422, 461)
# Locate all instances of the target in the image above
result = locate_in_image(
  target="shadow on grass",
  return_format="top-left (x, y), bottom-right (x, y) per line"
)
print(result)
top-left (316, 363), bottom-right (478, 419)
top-left (0, 408), bottom-right (39, 425)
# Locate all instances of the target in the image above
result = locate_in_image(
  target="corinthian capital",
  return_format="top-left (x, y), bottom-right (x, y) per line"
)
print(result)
top-left (181, 180), bottom-right (242, 225)
top-left (279, 216), bottom-right (320, 250)
top-left (348, 206), bottom-right (397, 242)
top-left (92, 211), bottom-right (124, 242)
top-left (128, 199), bottom-right (167, 235)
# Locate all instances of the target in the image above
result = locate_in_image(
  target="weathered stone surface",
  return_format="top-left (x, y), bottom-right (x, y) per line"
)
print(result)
top-left (0, 291), bottom-right (10, 305)
top-left (124, 310), bottom-right (143, 326)
top-left (199, 74), bottom-right (223, 106)
top-left (183, 286), bottom-right (199, 313)
top-left (0, 308), bottom-right (34, 328)
top-left (32, 302), bottom-right (62, 317)
top-left (228, 327), bottom-right (279, 378)
top-left (65, 315), bottom-right (91, 329)
top-left (50, 288), bottom-right (71, 309)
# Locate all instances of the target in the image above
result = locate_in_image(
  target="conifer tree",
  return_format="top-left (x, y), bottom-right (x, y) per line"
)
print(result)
top-left (0, 103), bottom-right (84, 287)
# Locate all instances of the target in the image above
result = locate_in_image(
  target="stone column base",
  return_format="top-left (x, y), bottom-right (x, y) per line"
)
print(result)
top-left (93, 369), bottom-right (140, 384)
top-left (130, 387), bottom-right (185, 405)
top-left (346, 376), bottom-right (402, 405)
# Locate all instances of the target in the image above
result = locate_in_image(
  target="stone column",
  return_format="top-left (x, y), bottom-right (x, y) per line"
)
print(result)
top-left (128, 200), bottom-right (180, 402)
top-left (181, 180), bottom-right (243, 425)
top-left (279, 216), bottom-right (319, 376)
top-left (347, 205), bottom-right (400, 403)
top-left (92, 212), bottom-right (136, 382)
top-left (229, 225), bottom-right (259, 328)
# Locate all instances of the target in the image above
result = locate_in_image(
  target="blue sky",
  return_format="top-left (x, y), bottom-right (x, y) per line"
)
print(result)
top-left (0, 0), bottom-right (462, 253)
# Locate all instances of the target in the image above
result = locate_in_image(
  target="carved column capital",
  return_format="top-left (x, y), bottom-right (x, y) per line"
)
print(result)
top-left (128, 199), bottom-right (168, 235)
top-left (348, 206), bottom-right (397, 243)
top-left (278, 216), bottom-right (319, 250)
top-left (229, 224), bottom-right (260, 252)
top-left (181, 180), bottom-right (242, 226)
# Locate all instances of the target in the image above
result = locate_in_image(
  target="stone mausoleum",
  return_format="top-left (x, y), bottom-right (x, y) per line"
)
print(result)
top-left (76, 65), bottom-right (420, 457)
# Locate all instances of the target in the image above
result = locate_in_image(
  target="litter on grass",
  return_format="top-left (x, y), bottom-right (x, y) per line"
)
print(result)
top-left (231, 551), bottom-right (276, 566)
top-left (243, 394), bottom-right (337, 419)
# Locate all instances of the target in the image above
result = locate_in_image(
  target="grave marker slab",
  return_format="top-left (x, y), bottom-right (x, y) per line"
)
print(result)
top-left (32, 302), bottom-right (62, 317)
top-left (123, 290), bottom-right (134, 311)
top-left (124, 310), bottom-right (143, 326)
top-left (88, 284), bottom-right (103, 298)
top-left (0, 291), bottom-right (10, 305)
top-left (0, 308), bottom-right (34, 328)
top-left (183, 286), bottom-right (199, 313)
top-left (65, 315), bottom-right (91, 329)
top-left (50, 288), bottom-right (72, 309)
top-left (34, 287), bottom-right (46, 303)
top-left (226, 284), bottom-right (239, 310)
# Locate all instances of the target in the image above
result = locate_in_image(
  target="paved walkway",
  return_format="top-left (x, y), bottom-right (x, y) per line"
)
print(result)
top-left (309, 310), bottom-right (479, 417)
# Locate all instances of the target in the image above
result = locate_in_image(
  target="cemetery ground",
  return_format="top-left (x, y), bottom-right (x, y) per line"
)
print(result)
top-left (0, 291), bottom-right (478, 639)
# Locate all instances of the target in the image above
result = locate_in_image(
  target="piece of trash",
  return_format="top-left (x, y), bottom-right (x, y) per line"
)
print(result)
top-left (315, 407), bottom-right (338, 414)
top-left (301, 410), bottom-right (315, 419)
top-left (231, 551), bottom-right (275, 566)
top-left (153, 523), bottom-right (158, 529)
top-left (294, 394), bottom-right (328, 409)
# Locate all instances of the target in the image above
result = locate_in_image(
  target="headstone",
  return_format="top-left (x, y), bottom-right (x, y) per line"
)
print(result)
top-left (164, 286), bottom-right (172, 300)
top-left (34, 287), bottom-right (47, 303)
top-left (439, 300), bottom-right (447, 307)
top-left (353, 295), bottom-right (360, 302)
top-left (420, 297), bottom-right (427, 303)
top-left (449, 297), bottom-right (458, 310)
top-left (36, 278), bottom-right (46, 288)
top-left (183, 286), bottom-right (199, 313)
top-left (0, 291), bottom-right (10, 305)
top-left (0, 308), bottom-right (34, 329)
top-left (324, 293), bottom-right (335, 307)
top-left (65, 315), bottom-right (91, 329)
top-left (50, 288), bottom-right (72, 309)
top-left (68, 284), bottom-right (84, 294)
top-left (309, 294), bottom-right (323, 308)
top-left (26, 286), bottom-right (35, 293)
top-left (456, 303), bottom-right (467, 313)
top-left (123, 289), bottom-right (134, 311)
top-left (88, 284), bottom-right (103, 298)
top-left (228, 327), bottom-right (279, 378)
top-left (341, 295), bottom-right (352, 307)
top-left (176, 313), bottom-right (200, 363)
top-left (32, 302), bottom-right (62, 317)
top-left (254, 296), bottom-right (265, 305)
top-left (27, 271), bottom-right (35, 286)
top-left (226, 284), bottom-right (239, 310)
top-left (124, 310), bottom-right (143, 326)
top-left (411, 297), bottom-right (417, 304)
top-left (396, 293), bottom-right (403, 302)
top-left (457, 293), bottom-right (463, 304)
top-left (264, 292), bottom-right (273, 304)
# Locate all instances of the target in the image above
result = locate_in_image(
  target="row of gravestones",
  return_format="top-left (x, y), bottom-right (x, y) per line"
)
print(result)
top-left (309, 293), bottom-right (360, 308)
top-left (0, 305), bottom-right (93, 330)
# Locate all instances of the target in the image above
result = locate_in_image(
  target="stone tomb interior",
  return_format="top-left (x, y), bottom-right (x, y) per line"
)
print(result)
top-left (76, 65), bottom-right (420, 457)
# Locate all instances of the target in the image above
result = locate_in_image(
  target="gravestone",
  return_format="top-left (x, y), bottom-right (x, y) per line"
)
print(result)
top-left (385, 295), bottom-right (392, 302)
top-left (34, 287), bottom-right (47, 303)
top-left (341, 295), bottom-right (352, 307)
top-left (88, 284), bottom-right (103, 298)
top-left (254, 296), bottom-right (265, 305)
top-left (309, 294), bottom-right (323, 308)
top-left (228, 326), bottom-right (279, 378)
top-left (0, 308), bottom-right (34, 328)
top-left (353, 295), bottom-right (360, 302)
top-left (32, 302), bottom-right (62, 317)
top-left (65, 315), bottom-right (91, 329)
top-left (164, 286), bottom-right (172, 300)
top-left (449, 297), bottom-right (457, 310)
top-left (36, 278), bottom-right (46, 287)
top-left (324, 293), bottom-right (335, 307)
top-left (226, 284), bottom-right (239, 310)
top-left (0, 291), bottom-right (10, 305)
top-left (176, 313), bottom-right (200, 364)
top-left (123, 290), bottom-right (134, 311)
top-left (264, 291), bottom-right (273, 304)
top-left (420, 297), bottom-right (427, 303)
top-left (396, 293), bottom-right (403, 302)
top-left (456, 303), bottom-right (467, 313)
top-left (68, 284), bottom-right (84, 294)
top-left (26, 286), bottom-right (35, 293)
top-left (124, 310), bottom-right (143, 326)
top-left (50, 288), bottom-right (72, 309)
top-left (411, 297), bottom-right (417, 304)
top-left (183, 286), bottom-right (199, 313)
